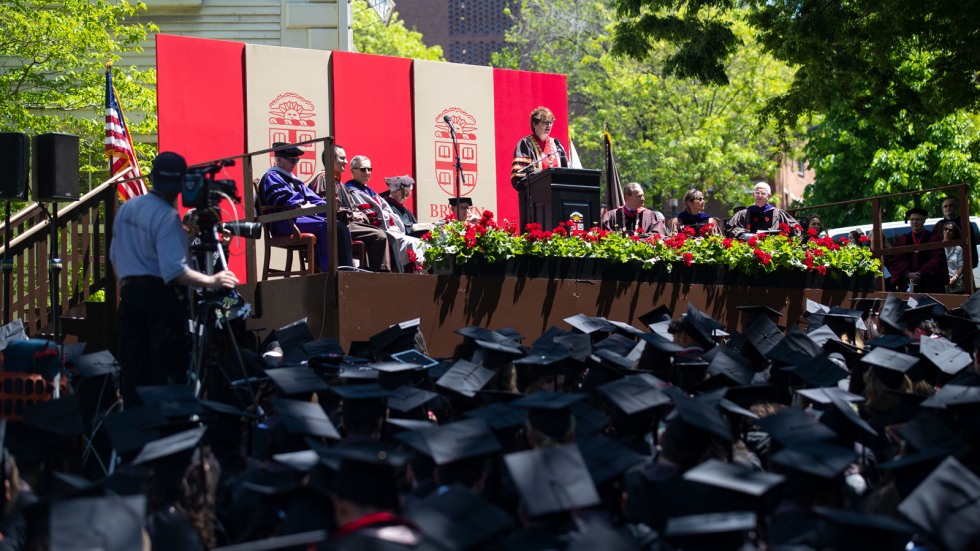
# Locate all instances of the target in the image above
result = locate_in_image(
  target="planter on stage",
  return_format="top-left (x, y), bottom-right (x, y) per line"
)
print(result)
top-left (422, 214), bottom-right (881, 291)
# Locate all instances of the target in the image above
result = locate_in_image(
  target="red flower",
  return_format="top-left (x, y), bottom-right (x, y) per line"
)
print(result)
top-left (699, 223), bottom-right (715, 237)
top-left (406, 249), bottom-right (417, 263)
top-left (553, 226), bottom-right (567, 237)
top-left (747, 236), bottom-right (759, 247)
top-left (630, 235), bottom-right (641, 242)
top-left (446, 211), bottom-right (457, 221)
top-left (753, 248), bottom-right (772, 265)
top-left (813, 248), bottom-right (824, 257)
top-left (683, 226), bottom-right (696, 236)
top-left (723, 238), bottom-right (734, 249)
top-left (807, 228), bottom-right (818, 237)
top-left (837, 237), bottom-right (850, 246)
top-left (683, 252), bottom-right (694, 266)
top-left (816, 265), bottom-right (827, 276)
top-left (858, 234), bottom-right (869, 244)
top-left (420, 232), bottom-right (432, 241)
top-left (779, 222), bottom-right (791, 235)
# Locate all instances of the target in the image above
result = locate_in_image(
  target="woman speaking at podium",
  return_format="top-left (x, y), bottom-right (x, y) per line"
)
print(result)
top-left (510, 106), bottom-right (569, 189)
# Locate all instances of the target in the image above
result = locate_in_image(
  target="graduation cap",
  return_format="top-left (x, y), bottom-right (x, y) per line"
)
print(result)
top-left (21, 395), bottom-right (85, 439)
top-left (794, 387), bottom-right (864, 405)
top-left (743, 315), bottom-right (784, 358)
top-left (593, 333), bottom-right (639, 357)
top-left (463, 401), bottom-right (527, 431)
top-left (813, 506), bottom-right (916, 551)
top-left (770, 441), bottom-right (859, 479)
top-left (271, 449), bottom-right (321, 473)
top-left (677, 304), bottom-right (719, 349)
top-left (448, 196), bottom-right (472, 208)
top-left (328, 383), bottom-right (391, 402)
top-left (72, 350), bottom-right (119, 379)
top-left (503, 444), bottom-right (600, 518)
top-left (598, 374), bottom-right (671, 415)
top-left (664, 511), bottom-right (757, 548)
top-left (736, 304), bottom-right (783, 326)
top-left (818, 391), bottom-right (879, 444)
top-left (669, 394), bottom-right (733, 442)
top-left (436, 359), bottom-right (495, 398)
top-left (898, 456), bottom-right (980, 551)
top-left (898, 300), bottom-right (938, 326)
top-left (780, 353), bottom-right (848, 388)
top-left (805, 298), bottom-right (831, 317)
top-left (369, 318), bottom-right (422, 356)
top-left (892, 411), bottom-right (966, 453)
top-left (766, 328), bottom-right (822, 366)
top-left (754, 407), bottom-right (837, 447)
top-left (271, 398), bottom-right (340, 440)
top-left (134, 385), bottom-right (202, 419)
top-left (866, 333), bottom-right (916, 352)
top-left (703, 349), bottom-right (757, 387)
top-left (512, 391), bottom-right (586, 440)
top-left (683, 458), bottom-right (784, 507)
top-left (918, 335), bottom-right (972, 377)
top-left (578, 434), bottom-right (647, 486)
top-left (406, 485), bottom-right (514, 551)
top-left (212, 530), bottom-right (328, 551)
top-left (321, 440), bottom-right (414, 511)
top-left (637, 331), bottom-right (684, 355)
top-left (387, 386), bottom-right (438, 415)
top-left (273, 319), bottom-right (314, 359)
top-left (638, 305), bottom-right (673, 328)
top-left (554, 333), bottom-right (593, 362)
top-left (369, 360), bottom-right (427, 390)
top-left (848, 297), bottom-right (882, 319)
top-left (49, 495), bottom-right (147, 551)
top-left (264, 367), bottom-right (330, 396)
top-left (102, 406), bottom-right (170, 456)
top-left (860, 346), bottom-right (918, 387)
top-left (879, 293), bottom-right (909, 333)
top-left (398, 418), bottom-right (501, 466)
top-left (563, 314), bottom-right (617, 337)
top-left (920, 384), bottom-right (980, 410)
top-left (130, 425), bottom-right (206, 466)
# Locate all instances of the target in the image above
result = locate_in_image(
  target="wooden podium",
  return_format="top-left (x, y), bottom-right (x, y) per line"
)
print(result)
top-left (524, 168), bottom-right (602, 231)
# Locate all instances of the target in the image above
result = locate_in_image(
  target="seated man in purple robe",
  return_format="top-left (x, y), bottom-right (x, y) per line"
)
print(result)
top-left (725, 181), bottom-right (801, 240)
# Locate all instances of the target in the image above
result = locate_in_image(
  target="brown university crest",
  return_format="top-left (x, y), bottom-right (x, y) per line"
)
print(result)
top-left (435, 108), bottom-right (478, 197)
top-left (268, 92), bottom-right (318, 183)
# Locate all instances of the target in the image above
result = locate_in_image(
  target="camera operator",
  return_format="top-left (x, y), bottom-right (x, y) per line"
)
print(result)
top-left (110, 152), bottom-right (239, 406)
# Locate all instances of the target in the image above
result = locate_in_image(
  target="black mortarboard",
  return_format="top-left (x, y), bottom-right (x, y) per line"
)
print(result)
top-left (867, 333), bottom-right (916, 351)
top-left (678, 304), bottom-right (719, 349)
top-left (637, 331), bottom-right (685, 355)
top-left (794, 387), bottom-right (864, 405)
top-left (406, 486), bottom-right (514, 551)
top-left (935, 313), bottom-right (980, 350)
top-left (578, 434), bottom-right (647, 486)
top-left (570, 400), bottom-right (610, 439)
top-left (271, 398), bottom-right (340, 440)
top-left (448, 197), bottom-right (472, 208)
top-left (369, 318), bottom-right (422, 355)
top-left (134, 385), bottom-right (202, 418)
top-left (860, 347), bottom-right (917, 387)
top-left (664, 511), bottom-right (757, 544)
top-left (568, 521), bottom-right (644, 551)
top-left (770, 441), bottom-right (859, 479)
top-left (387, 386), bottom-right (438, 414)
top-left (503, 444), bottom-right (600, 517)
top-left (212, 530), bottom-right (328, 551)
top-left (328, 383), bottom-right (391, 402)
top-left (765, 328), bottom-right (822, 366)
top-left (130, 425), bottom-right (206, 465)
top-left (918, 335), bottom-right (972, 376)
top-left (554, 333), bottom-right (593, 362)
top-left (879, 293), bottom-right (909, 333)
top-left (904, 207), bottom-right (928, 222)
top-left (399, 418), bottom-right (501, 465)
top-left (806, 324), bottom-right (842, 348)
top-left (704, 349), bottom-right (757, 387)
top-left (892, 411), bottom-right (964, 453)
top-left (590, 347), bottom-right (635, 375)
top-left (813, 506), bottom-right (916, 551)
top-left (897, 456), bottom-right (980, 551)
top-left (593, 333), bottom-right (639, 357)
top-left (513, 391), bottom-right (586, 440)
top-left (722, 384), bottom-right (774, 409)
top-left (271, 449), bottom-right (320, 473)
top-left (49, 495), bottom-right (146, 551)
top-left (683, 458), bottom-right (784, 503)
top-left (336, 362), bottom-right (379, 381)
top-left (754, 407), bottom-right (836, 447)
top-left (780, 353), bottom-right (848, 388)
top-left (464, 401), bottom-right (527, 431)
top-left (435, 359), bottom-right (495, 397)
top-left (391, 349), bottom-right (440, 369)
top-left (273, 319), bottom-right (314, 359)
top-left (638, 305), bottom-right (673, 327)
top-left (848, 297), bottom-right (882, 319)
top-left (496, 327), bottom-right (525, 342)
top-left (598, 374), bottom-right (671, 415)
top-left (920, 384), bottom-right (980, 410)
top-left (73, 350), bottom-right (119, 379)
top-left (743, 315), bottom-right (784, 358)
top-left (21, 395), bottom-right (85, 438)
top-left (806, 298), bottom-right (830, 317)
top-left (736, 304), bottom-right (783, 326)
top-left (469, 337), bottom-right (523, 357)
top-left (818, 391), bottom-right (878, 443)
top-left (102, 405), bottom-right (169, 455)
top-left (563, 314), bottom-right (617, 336)
top-left (669, 394), bottom-right (732, 442)
top-left (264, 367), bottom-right (330, 396)
top-left (371, 360), bottom-right (425, 390)
top-left (898, 300), bottom-right (938, 326)
top-left (322, 440), bottom-right (413, 510)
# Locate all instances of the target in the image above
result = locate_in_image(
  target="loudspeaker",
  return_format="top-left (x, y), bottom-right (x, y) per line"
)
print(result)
top-left (0, 133), bottom-right (30, 201)
top-left (32, 133), bottom-right (80, 202)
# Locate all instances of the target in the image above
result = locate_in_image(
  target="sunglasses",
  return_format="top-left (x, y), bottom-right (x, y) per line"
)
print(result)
top-left (355, 167), bottom-right (373, 172)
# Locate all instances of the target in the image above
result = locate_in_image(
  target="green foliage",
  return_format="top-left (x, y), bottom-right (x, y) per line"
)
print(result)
top-left (0, 0), bottom-right (158, 195)
top-left (493, 0), bottom-right (800, 208)
top-left (353, 1), bottom-right (444, 60)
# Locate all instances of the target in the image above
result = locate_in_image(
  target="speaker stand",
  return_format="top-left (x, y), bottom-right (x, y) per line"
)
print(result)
top-left (48, 203), bottom-right (62, 346)
top-left (2, 202), bottom-right (11, 325)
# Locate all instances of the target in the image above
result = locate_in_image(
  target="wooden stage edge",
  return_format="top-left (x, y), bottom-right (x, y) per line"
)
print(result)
top-left (248, 272), bottom-right (968, 358)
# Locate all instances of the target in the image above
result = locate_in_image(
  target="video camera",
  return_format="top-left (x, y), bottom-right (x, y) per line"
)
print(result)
top-left (182, 159), bottom-right (240, 210)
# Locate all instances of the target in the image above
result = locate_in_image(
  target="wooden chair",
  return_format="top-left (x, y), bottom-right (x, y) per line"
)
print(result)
top-left (253, 182), bottom-right (317, 280)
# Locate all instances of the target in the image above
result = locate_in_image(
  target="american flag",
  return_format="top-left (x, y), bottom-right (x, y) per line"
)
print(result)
top-left (105, 64), bottom-right (147, 201)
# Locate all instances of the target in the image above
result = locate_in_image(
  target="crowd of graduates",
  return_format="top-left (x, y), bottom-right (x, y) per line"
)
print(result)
top-left (0, 290), bottom-right (979, 550)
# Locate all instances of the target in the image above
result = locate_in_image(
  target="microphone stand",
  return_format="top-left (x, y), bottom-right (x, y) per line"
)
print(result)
top-left (446, 119), bottom-right (464, 207)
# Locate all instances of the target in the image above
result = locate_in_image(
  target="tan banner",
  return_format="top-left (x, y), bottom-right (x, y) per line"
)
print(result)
top-left (413, 60), bottom-right (497, 223)
top-left (245, 44), bottom-right (331, 186)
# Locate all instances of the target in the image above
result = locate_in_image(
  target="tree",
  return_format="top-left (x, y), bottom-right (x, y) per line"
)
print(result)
top-left (493, 0), bottom-right (801, 211)
top-left (610, 0), bottom-right (980, 129)
top-left (0, 0), bottom-right (157, 191)
top-left (353, 0), bottom-right (444, 61)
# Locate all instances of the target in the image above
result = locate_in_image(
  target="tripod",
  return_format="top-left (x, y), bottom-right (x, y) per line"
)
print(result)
top-left (185, 213), bottom-right (256, 408)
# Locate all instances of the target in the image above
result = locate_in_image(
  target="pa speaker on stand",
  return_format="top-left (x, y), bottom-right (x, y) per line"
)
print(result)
top-left (32, 133), bottom-right (81, 346)
top-left (0, 132), bottom-right (30, 325)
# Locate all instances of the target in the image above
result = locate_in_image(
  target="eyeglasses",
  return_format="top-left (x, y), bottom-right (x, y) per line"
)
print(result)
top-left (754, 190), bottom-right (770, 196)
top-left (536, 120), bottom-right (555, 126)
top-left (355, 167), bottom-right (373, 172)
top-left (909, 217), bottom-right (926, 223)
top-left (689, 197), bottom-right (705, 202)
